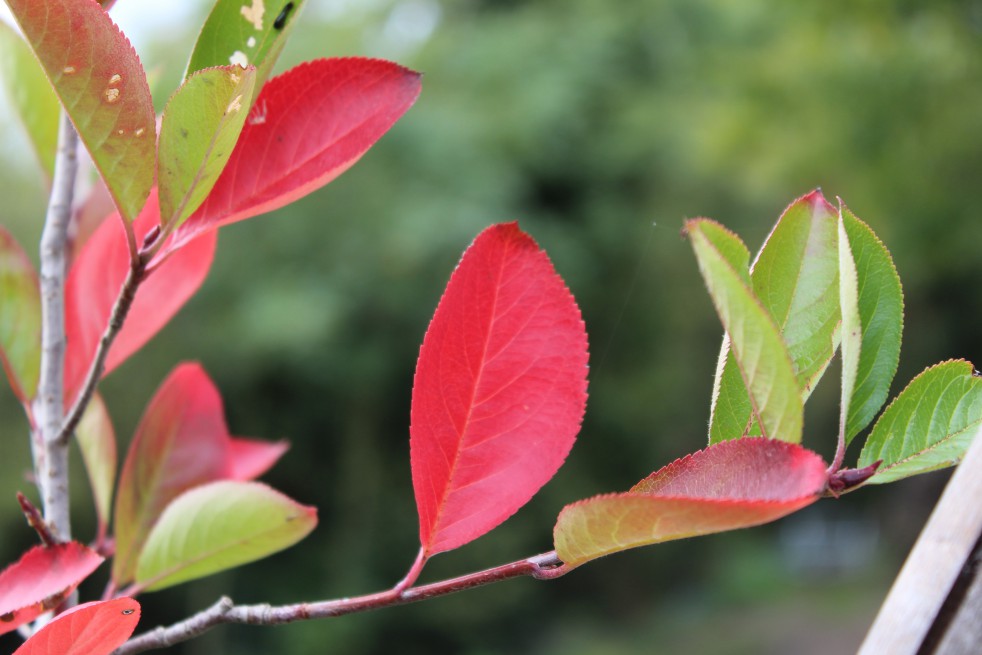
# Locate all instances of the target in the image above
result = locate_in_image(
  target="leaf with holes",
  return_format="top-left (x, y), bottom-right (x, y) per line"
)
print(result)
top-left (840, 204), bottom-right (903, 443)
top-left (0, 227), bottom-right (40, 404)
top-left (134, 481), bottom-right (316, 591)
top-left (76, 392), bottom-right (117, 539)
top-left (709, 191), bottom-right (840, 443)
top-left (859, 360), bottom-right (982, 484)
top-left (554, 438), bottom-right (828, 567)
top-left (0, 21), bottom-right (59, 178)
top-left (12, 598), bottom-right (140, 655)
top-left (112, 363), bottom-right (286, 586)
top-left (64, 193), bottom-right (216, 404)
top-left (688, 219), bottom-right (802, 443)
top-left (186, 0), bottom-right (306, 92)
top-left (5, 0), bottom-right (155, 222)
top-left (0, 542), bottom-right (104, 635)
top-left (162, 57), bottom-right (421, 255)
top-left (158, 65), bottom-right (257, 229)
top-left (410, 223), bottom-right (589, 557)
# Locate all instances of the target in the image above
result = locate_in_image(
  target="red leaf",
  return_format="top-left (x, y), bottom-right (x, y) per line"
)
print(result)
top-left (162, 57), bottom-right (421, 255)
top-left (0, 542), bottom-right (104, 635)
top-left (226, 438), bottom-right (290, 480)
top-left (13, 597), bottom-right (140, 655)
top-left (112, 363), bottom-right (284, 585)
top-left (64, 190), bottom-right (216, 401)
top-left (554, 438), bottom-right (828, 567)
top-left (410, 223), bottom-right (589, 556)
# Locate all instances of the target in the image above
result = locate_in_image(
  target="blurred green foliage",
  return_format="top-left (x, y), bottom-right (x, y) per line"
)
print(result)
top-left (2, 0), bottom-right (981, 653)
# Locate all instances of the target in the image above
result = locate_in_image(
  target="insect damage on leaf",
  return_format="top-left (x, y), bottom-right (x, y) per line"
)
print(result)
top-left (274, 3), bottom-right (295, 30)
top-left (241, 0), bottom-right (265, 30)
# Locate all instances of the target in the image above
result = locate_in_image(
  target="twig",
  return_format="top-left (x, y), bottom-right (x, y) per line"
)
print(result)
top-left (113, 551), bottom-right (566, 655)
top-left (30, 112), bottom-right (79, 543)
top-left (16, 492), bottom-right (58, 547)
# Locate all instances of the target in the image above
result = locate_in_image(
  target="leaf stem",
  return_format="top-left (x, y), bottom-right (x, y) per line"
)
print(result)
top-left (112, 551), bottom-right (568, 655)
top-left (30, 112), bottom-right (79, 542)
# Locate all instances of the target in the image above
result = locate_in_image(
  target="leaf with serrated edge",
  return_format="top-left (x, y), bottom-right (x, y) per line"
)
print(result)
top-left (187, 0), bottom-right (306, 93)
top-left (554, 438), bottom-right (827, 567)
top-left (0, 227), bottom-right (40, 403)
top-left (158, 66), bottom-right (257, 230)
top-left (688, 219), bottom-right (802, 443)
top-left (0, 542), bottom-right (104, 636)
top-left (162, 57), bottom-right (422, 256)
top-left (64, 193), bottom-right (216, 404)
top-left (859, 360), bottom-right (982, 484)
top-left (837, 211), bottom-right (862, 447)
top-left (76, 392), bottom-right (117, 537)
top-left (12, 598), bottom-right (140, 655)
top-left (0, 22), bottom-right (59, 178)
top-left (709, 192), bottom-right (840, 443)
top-left (841, 204), bottom-right (903, 443)
top-left (5, 0), bottom-right (155, 222)
top-left (411, 223), bottom-right (589, 556)
top-left (135, 481), bottom-right (316, 591)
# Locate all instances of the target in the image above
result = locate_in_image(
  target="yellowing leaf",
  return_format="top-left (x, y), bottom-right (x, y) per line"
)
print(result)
top-left (135, 481), bottom-right (317, 591)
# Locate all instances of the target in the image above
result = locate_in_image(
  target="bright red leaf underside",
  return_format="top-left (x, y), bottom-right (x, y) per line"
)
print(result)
top-left (410, 223), bottom-right (589, 556)
top-left (63, 191), bottom-right (216, 404)
top-left (0, 542), bottom-right (103, 635)
top-left (13, 598), bottom-right (140, 655)
top-left (162, 57), bottom-right (422, 256)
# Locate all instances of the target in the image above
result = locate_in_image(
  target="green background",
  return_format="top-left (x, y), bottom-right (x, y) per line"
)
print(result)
top-left (2, 1), bottom-right (980, 653)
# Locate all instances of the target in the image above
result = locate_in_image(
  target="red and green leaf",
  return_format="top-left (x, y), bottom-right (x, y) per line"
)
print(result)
top-left (0, 227), bottom-right (41, 404)
top-left (0, 542), bottom-right (104, 635)
top-left (554, 438), bottom-right (827, 567)
top-left (411, 223), bottom-right (589, 556)
top-left (64, 193), bottom-right (216, 402)
top-left (12, 598), bottom-right (140, 655)
top-left (112, 363), bottom-right (286, 585)
top-left (162, 57), bottom-right (422, 255)
top-left (5, 0), bottom-right (156, 223)
top-left (76, 392), bottom-right (117, 540)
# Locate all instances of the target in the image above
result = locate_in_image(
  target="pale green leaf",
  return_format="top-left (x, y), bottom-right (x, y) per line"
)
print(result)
top-left (708, 192), bottom-right (839, 443)
top-left (841, 204), bottom-right (904, 442)
top-left (186, 0), bottom-right (305, 93)
top-left (135, 481), bottom-right (317, 591)
top-left (76, 392), bottom-right (116, 534)
top-left (837, 211), bottom-right (862, 445)
top-left (0, 22), bottom-right (59, 178)
top-left (158, 66), bottom-right (257, 229)
top-left (0, 227), bottom-right (40, 403)
top-left (859, 360), bottom-right (982, 484)
top-left (688, 219), bottom-right (802, 443)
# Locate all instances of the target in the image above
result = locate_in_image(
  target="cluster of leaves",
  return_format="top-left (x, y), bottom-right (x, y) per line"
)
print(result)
top-left (0, 1), bottom-right (980, 653)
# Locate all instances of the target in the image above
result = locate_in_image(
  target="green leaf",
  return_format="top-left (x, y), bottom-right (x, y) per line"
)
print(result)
top-left (0, 227), bottom-right (40, 403)
top-left (709, 192), bottom-right (840, 443)
top-left (5, 0), bottom-right (156, 222)
top-left (0, 22), bottom-right (60, 178)
top-left (76, 392), bottom-right (117, 536)
top-left (186, 0), bottom-right (305, 93)
top-left (134, 481), bottom-right (317, 591)
top-left (841, 204), bottom-right (904, 442)
top-left (158, 66), bottom-right (257, 230)
top-left (858, 360), bottom-right (982, 484)
top-left (837, 211), bottom-right (862, 445)
top-left (688, 219), bottom-right (802, 443)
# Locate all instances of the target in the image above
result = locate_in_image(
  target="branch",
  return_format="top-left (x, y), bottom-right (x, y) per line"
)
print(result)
top-left (113, 551), bottom-right (567, 655)
top-left (29, 112), bottom-right (79, 542)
